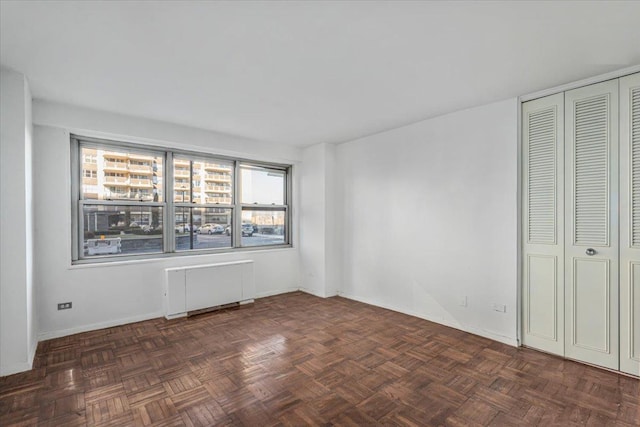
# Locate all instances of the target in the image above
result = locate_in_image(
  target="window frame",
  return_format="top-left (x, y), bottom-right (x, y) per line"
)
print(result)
top-left (172, 154), bottom-right (235, 252)
top-left (71, 135), bottom-right (292, 264)
top-left (238, 163), bottom-right (290, 247)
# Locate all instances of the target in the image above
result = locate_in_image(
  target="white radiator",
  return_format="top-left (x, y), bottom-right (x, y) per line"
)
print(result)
top-left (164, 260), bottom-right (255, 319)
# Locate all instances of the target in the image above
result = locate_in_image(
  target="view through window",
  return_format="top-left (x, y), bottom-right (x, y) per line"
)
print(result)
top-left (73, 137), bottom-right (291, 261)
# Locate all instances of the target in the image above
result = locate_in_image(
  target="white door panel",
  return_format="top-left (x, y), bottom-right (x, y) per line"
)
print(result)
top-left (565, 79), bottom-right (619, 370)
top-left (620, 72), bottom-right (640, 376)
top-left (571, 258), bottom-right (610, 352)
top-left (526, 255), bottom-right (559, 341)
top-left (522, 93), bottom-right (564, 355)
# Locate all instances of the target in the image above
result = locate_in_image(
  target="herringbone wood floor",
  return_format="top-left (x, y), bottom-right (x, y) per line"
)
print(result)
top-left (0, 292), bottom-right (638, 426)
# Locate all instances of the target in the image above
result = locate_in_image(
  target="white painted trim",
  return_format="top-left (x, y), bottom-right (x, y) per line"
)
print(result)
top-left (298, 287), bottom-right (326, 298)
top-left (340, 292), bottom-right (519, 347)
top-left (255, 287), bottom-right (300, 299)
top-left (37, 311), bottom-right (164, 341)
top-left (165, 259), bottom-right (253, 273)
top-left (0, 360), bottom-right (34, 377)
top-left (520, 65), bottom-right (640, 102)
top-left (164, 313), bottom-right (187, 320)
top-left (69, 247), bottom-right (296, 270)
top-left (38, 290), bottom-right (293, 341)
top-left (28, 337), bottom-right (37, 367)
top-left (516, 96), bottom-right (523, 347)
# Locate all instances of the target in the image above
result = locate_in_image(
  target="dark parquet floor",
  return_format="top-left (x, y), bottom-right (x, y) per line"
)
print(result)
top-left (0, 291), bottom-right (638, 426)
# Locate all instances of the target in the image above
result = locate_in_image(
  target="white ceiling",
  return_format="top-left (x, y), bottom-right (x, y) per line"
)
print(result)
top-left (1, 1), bottom-right (639, 147)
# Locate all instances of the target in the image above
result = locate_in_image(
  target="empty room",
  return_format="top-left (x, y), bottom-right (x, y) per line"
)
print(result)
top-left (1, 1), bottom-right (639, 426)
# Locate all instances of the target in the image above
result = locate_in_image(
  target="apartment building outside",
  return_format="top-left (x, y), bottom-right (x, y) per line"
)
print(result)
top-left (81, 149), bottom-right (236, 228)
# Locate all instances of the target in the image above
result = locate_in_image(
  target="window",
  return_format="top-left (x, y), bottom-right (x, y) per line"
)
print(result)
top-left (72, 136), bottom-right (291, 262)
top-left (239, 165), bottom-right (288, 246)
top-left (173, 157), bottom-right (233, 251)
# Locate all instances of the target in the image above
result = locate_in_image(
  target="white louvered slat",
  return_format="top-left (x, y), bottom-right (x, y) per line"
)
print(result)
top-left (632, 88), bottom-right (640, 246)
top-left (528, 107), bottom-right (556, 243)
top-left (574, 95), bottom-right (609, 245)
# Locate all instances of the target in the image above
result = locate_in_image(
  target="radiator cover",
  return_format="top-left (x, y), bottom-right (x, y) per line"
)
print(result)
top-left (164, 260), bottom-right (255, 319)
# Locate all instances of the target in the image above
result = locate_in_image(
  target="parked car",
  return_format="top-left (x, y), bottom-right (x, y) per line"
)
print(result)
top-left (223, 224), bottom-right (254, 236)
top-left (198, 223), bottom-right (224, 234)
top-left (242, 223), bottom-right (254, 237)
top-left (175, 224), bottom-right (191, 233)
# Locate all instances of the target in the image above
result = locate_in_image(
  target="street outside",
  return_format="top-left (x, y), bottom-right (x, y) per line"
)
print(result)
top-left (84, 232), bottom-right (285, 256)
top-left (189, 232), bottom-right (284, 248)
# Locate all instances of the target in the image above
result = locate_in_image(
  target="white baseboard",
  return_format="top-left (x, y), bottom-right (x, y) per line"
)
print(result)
top-left (340, 292), bottom-right (518, 347)
top-left (0, 360), bottom-right (34, 377)
top-left (37, 311), bottom-right (164, 341)
top-left (29, 337), bottom-right (37, 364)
top-left (255, 287), bottom-right (300, 299)
top-left (38, 290), bottom-right (296, 341)
top-left (298, 287), bottom-right (327, 298)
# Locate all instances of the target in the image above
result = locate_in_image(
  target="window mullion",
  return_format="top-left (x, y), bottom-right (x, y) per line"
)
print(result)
top-left (71, 137), bottom-right (80, 261)
top-left (233, 160), bottom-right (241, 247)
top-left (166, 151), bottom-right (175, 253)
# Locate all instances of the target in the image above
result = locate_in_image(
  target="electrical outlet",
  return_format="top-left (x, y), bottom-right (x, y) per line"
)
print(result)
top-left (459, 296), bottom-right (468, 307)
top-left (57, 302), bottom-right (72, 310)
top-left (492, 303), bottom-right (506, 313)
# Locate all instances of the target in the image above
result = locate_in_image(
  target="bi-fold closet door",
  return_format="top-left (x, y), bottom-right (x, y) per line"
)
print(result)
top-left (619, 73), bottom-right (640, 375)
top-left (522, 72), bottom-right (639, 376)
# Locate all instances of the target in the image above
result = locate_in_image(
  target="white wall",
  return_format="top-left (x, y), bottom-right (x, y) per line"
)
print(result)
top-left (33, 102), bottom-right (303, 341)
top-left (0, 68), bottom-right (36, 375)
top-left (336, 98), bottom-right (519, 345)
top-left (299, 143), bottom-right (341, 297)
top-left (324, 143), bottom-right (341, 297)
top-left (299, 143), bottom-right (327, 296)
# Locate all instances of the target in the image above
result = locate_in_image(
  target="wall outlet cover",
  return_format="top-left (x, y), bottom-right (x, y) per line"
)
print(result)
top-left (492, 303), bottom-right (506, 313)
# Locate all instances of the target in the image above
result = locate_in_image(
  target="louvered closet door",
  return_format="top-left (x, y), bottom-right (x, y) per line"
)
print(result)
top-left (619, 72), bottom-right (640, 376)
top-left (565, 79), bottom-right (619, 370)
top-left (522, 94), bottom-right (564, 356)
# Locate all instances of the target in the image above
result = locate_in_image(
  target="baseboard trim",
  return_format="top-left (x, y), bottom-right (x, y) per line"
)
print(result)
top-left (28, 337), bottom-right (37, 365)
top-left (0, 360), bottom-right (34, 377)
top-left (339, 292), bottom-right (518, 347)
top-left (37, 311), bottom-right (164, 341)
top-left (298, 287), bottom-right (326, 298)
top-left (38, 290), bottom-right (298, 341)
top-left (255, 287), bottom-right (300, 299)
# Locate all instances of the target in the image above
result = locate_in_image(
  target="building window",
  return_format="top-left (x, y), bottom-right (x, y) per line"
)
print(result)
top-left (72, 136), bottom-right (291, 262)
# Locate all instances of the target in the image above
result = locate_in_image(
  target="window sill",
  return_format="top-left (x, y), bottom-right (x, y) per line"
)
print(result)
top-left (69, 244), bottom-right (294, 269)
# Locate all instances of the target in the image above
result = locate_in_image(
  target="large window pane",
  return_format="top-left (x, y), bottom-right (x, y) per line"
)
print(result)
top-left (241, 209), bottom-right (285, 246)
top-left (174, 158), bottom-right (233, 205)
top-left (176, 207), bottom-right (232, 251)
top-left (240, 166), bottom-right (284, 205)
top-left (81, 205), bottom-right (163, 257)
top-left (81, 147), bottom-right (163, 202)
